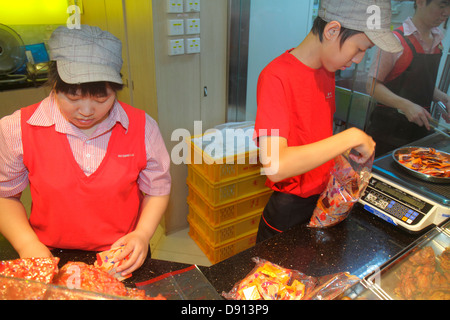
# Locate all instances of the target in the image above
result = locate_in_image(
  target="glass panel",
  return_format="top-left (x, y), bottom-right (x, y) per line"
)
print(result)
top-left (235, 0), bottom-right (450, 152)
top-left (365, 0), bottom-right (450, 157)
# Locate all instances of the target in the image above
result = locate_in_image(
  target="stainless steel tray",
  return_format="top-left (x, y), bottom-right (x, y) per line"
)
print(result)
top-left (392, 147), bottom-right (450, 184)
top-left (364, 228), bottom-right (450, 300)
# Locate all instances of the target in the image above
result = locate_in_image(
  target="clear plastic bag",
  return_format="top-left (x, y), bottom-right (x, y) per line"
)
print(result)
top-left (308, 149), bottom-right (374, 228)
top-left (222, 257), bottom-right (317, 300)
top-left (136, 265), bottom-right (222, 300)
top-left (222, 257), bottom-right (360, 300)
top-left (305, 272), bottom-right (360, 300)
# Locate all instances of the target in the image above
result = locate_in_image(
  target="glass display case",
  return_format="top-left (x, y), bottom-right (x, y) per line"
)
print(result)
top-left (360, 227), bottom-right (449, 300)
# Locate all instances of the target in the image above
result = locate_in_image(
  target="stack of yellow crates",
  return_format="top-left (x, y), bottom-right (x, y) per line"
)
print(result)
top-left (186, 127), bottom-right (272, 264)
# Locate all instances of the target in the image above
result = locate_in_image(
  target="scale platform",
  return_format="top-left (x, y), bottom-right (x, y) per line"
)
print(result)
top-left (359, 134), bottom-right (449, 233)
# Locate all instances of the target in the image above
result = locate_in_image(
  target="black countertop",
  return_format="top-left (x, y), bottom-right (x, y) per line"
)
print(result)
top-left (0, 203), bottom-right (426, 298)
top-left (199, 203), bottom-right (424, 295)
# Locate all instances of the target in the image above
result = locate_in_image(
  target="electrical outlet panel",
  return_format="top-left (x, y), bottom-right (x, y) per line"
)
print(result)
top-left (168, 19), bottom-right (184, 36)
top-left (167, 0), bottom-right (183, 13)
top-left (185, 0), bottom-right (200, 12)
top-left (186, 38), bottom-right (201, 54)
top-left (186, 18), bottom-right (200, 35)
top-left (168, 39), bottom-right (185, 56)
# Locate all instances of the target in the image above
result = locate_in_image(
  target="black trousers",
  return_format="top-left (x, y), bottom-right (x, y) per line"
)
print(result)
top-left (256, 191), bottom-right (320, 243)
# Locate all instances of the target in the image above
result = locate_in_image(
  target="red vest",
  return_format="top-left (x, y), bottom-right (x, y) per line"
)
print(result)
top-left (21, 101), bottom-right (147, 251)
top-left (385, 26), bottom-right (442, 83)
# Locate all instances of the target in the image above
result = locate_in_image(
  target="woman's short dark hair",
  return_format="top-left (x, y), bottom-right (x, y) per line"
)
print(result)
top-left (311, 17), bottom-right (363, 48)
top-left (46, 61), bottom-right (124, 96)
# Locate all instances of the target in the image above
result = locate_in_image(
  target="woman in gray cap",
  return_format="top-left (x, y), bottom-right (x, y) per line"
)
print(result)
top-left (0, 25), bottom-right (171, 277)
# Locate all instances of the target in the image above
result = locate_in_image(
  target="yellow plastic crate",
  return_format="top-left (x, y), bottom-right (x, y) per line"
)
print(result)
top-left (187, 165), bottom-right (269, 206)
top-left (187, 181), bottom-right (272, 227)
top-left (188, 200), bottom-right (261, 247)
top-left (186, 132), bottom-right (262, 183)
top-left (188, 216), bottom-right (257, 264)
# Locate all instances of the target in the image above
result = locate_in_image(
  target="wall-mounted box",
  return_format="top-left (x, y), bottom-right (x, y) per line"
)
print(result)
top-left (186, 38), bottom-right (201, 54)
top-left (168, 39), bottom-right (185, 56)
top-left (186, 18), bottom-right (200, 35)
top-left (167, 0), bottom-right (183, 13)
top-left (185, 0), bottom-right (200, 12)
top-left (168, 19), bottom-right (184, 36)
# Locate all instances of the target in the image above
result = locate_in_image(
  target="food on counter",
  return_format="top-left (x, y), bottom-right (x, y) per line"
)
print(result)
top-left (223, 257), bottom-right (359, 300)
top-left (0, 257), bottom-right (60, 300)
top-left (397, 147), bottom-right (450, 178)
top-left (0, 257), bottom-right (59, 284)
top-left (223, 258), bottom-right (316, 300)
top-left (53, 261), bottom-right (129, 297)
top-left (440, 247), bottom-right (450, 272)
top-left (0, 258), bottom-right (165, 300)
top-left (394, 246), bottom-right (450, 300)
top-left (309, 150), bottom-right (373, 228)
top-left (94, 246), bottom-right (132, 281)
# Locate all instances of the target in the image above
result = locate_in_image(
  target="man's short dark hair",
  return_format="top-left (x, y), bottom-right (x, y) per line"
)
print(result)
top-left (46, 61), bottom-right (124, 97)
top-left (311, 17), bottom-right (363, 48)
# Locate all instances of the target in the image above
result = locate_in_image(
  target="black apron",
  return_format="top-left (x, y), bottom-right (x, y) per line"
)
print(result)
top-left (256, 191), bottom-right (319, 243)
top-left (367, 29), bottom-right (442, 157)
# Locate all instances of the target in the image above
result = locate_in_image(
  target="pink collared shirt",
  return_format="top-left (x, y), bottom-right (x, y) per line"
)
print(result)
top-left (0, 93), bottom-right (171, 198)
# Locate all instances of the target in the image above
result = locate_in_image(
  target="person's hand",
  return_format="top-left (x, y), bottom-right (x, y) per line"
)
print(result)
top-left (110, 231), bottom-right (149, 276)
top-left (18, 240), bottom-right (53, 259)
top-left (348, 128), bottom-right (376, 163)
top-left (399, 100), bottom-right (432, 130)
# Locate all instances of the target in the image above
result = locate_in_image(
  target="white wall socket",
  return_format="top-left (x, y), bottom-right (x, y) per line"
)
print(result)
top-left (185, 0), bottom-right (200, 12)
top-left (186, 19), bottom-right (200, 35)
top-left (186, 38), bottom-right (201, 54)
top-left (168, 19), bottom-right (184, 36)
top-left (167, 0), bottom-right (183, 13)
top-left (168, 39), bottom-right (185, 56)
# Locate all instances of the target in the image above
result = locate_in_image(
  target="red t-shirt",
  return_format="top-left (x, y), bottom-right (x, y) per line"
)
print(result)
top-left (254, 50), bottom-right (335, 198)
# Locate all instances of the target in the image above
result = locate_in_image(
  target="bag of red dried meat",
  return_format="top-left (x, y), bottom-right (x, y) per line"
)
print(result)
top-left (53, 261), bottom-right (165, 300)
top-left (0, 257), bottom-right (60, 300)
top-left (0, 257), bottom-right (60, 283)
top-left (308, 149), bottom-right (374, 228)
top-left (53, 261), bottom-right (129, 297)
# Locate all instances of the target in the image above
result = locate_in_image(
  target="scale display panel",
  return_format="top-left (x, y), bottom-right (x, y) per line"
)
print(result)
top-left (360, 174), bottom-right (448, 232)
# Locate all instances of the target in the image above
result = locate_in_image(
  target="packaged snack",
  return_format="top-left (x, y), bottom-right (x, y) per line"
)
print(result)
top-left (223, 257), bottom-right (360, 301)
top-left (222, 257), bottom-right (316, 300)
top-left (309, 149), bottom-right (374, 228)
top-left (305, 272), bottom-right (360, 300)
top-left (94, 245), bottom-right (132, 281)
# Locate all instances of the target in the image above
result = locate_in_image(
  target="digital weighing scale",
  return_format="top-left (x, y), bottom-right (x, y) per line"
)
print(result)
top-left (359, 133), bottom-right (449, 233)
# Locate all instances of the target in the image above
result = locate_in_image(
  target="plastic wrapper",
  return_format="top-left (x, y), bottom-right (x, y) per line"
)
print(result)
top-left (305, 272), bottom-right (361, 300)
top-left (94, 245), bottom-right (132, 281)
top-left (53, 261), bottom-right (129, 297)
top-left (136, 265), bottom-right (222, 300)
top-left (0, 258), bottom-right (165, 300)
top-left (222, 258), bottom-right (317, 300)
top-left (223, 257), bottom-right (360, 300)
top-left (309, 149), bottom-right (374, 228)
top-left (0, 257), bottom-right (60, 284)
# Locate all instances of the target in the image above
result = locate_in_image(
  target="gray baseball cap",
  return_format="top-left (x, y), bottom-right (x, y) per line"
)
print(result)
top-left (49, 25), bottom-right (123, 84)
top-left (319, 0), bottom-right (403, 53)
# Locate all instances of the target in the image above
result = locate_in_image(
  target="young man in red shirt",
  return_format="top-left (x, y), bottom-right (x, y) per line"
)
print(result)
top-left (254, 0), bottom-right (402, 242)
